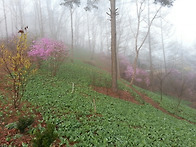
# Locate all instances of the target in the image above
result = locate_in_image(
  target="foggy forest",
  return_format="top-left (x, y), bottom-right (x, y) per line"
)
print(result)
top-left (0, 0), bottom-right (196, 146)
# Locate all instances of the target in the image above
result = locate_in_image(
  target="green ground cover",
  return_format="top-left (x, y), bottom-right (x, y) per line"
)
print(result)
top-left (135, 86), bottom-right (196, 123)
top-left (21, 62), bottom-right (196, 146)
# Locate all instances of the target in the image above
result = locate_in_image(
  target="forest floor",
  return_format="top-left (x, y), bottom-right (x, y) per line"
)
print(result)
top-left (0, 81), bottom-right (195, 146)
top-left (93, 86), bottom-right (141, 105)
top-left (0, 100), bottom-right (44, 146)
top-left (0, 99), bottom-right (68, 146)
top-left (130, 86), bottom-right (196, 125)
top-left (93, 82), bottom-right (196, 125)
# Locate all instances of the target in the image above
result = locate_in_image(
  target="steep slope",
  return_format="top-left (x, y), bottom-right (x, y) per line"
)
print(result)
top-left (21, 62), bottom-right (196, 146)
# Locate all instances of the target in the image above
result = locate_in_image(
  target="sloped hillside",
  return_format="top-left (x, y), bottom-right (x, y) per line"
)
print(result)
top-left (1, 62), bottom-right (196, 146)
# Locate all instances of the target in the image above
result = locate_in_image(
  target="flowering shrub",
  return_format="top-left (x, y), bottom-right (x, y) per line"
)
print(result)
top-left (167, 69), bottom-right (194, 98)
top-left (119, 54), bottom-right (150, 88)
top-left (0, 33), bottom-right (36, 108)
top-left (124, 65), bottom-right (150, 87)
top-left (28, 38), bottom-right (68, 76)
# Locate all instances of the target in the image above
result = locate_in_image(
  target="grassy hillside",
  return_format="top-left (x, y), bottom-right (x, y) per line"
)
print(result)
top-left (20, 61), bottom-right (196, 146)
top-left (134, 86), bottom-right (196, 123)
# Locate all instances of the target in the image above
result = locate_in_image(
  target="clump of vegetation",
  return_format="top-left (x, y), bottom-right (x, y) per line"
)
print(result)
top-left (0, 32), bottom-right (36, 108)
top-left (28, 38), bottom-right (68, 76)
top-left (32, 123), bottom-right (58, 147)
top-left (17, 116), bottom-right (34, 133)
top-left (5, 122), bottom-right (17, 129)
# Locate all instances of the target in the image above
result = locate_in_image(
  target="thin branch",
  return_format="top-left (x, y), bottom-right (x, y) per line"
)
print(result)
top-left (137, 6), bottom-right (162, 51)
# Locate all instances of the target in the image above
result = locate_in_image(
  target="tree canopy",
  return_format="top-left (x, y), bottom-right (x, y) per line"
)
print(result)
top-left (154, 0), bottom-right (175, 7)
top-left (60, 0), bottom-right (80, 9)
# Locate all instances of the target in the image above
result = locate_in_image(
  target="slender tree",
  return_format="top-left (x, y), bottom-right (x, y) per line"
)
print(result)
top-left (130, 0), bottom-right (175, 86)
top-left (110, 0), bottom-right (118, 92)
top-left (160, 9), bottom-right (167, 72)
top-left (34, 0), bottom-right (45, 37)
top-left (46, 0), bottom-right (66, 39)
top-left (17, 0), bottom-right (25, 28)
top-left (2, 0), bottom-right (8, 41)
top-left (130, 0), bottom-right (161, 86)
top-left (148, 0), bottom-right (154, 90)
top-left (60, 0), bottom-right (80, 62)
top-left (156, 69), bottom-right (172, 101)
top-left (154, 0), bottom-right (175, 6)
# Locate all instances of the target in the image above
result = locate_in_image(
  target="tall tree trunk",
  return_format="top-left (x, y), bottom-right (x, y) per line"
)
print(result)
top-left (10, 13), bottom-right (14, 34)
top-left (110, 0), bottom-right (118, 92)
top-left (130, 52), bottom-right (139, 85)
top-left (2, 0), bottom-right (8, 41)
top-left (18, 0), bottom-right (24, 28)
top-left (34, 0), bottom-right (44, 37)
top-left (117, 54), bottom-right (121, 79)
top-left (148, 0), bottom-right (154, 91)
top-left (46, 0), bottom-right (55, 38)
top-left (70, 9), bottom-right (74, 62)
top-left (160, 10), bottom-right (167, 73)
top-left (38, 0), bottom-right (44, 37)
top-left (130, 0), bottom-right (161, 86)
top-left (86, 13), bottom-right (92, 60)
top-left (91, 29), bottom-right (96, 60)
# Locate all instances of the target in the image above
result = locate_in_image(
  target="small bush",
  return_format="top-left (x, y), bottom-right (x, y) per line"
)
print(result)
top-left (17, 116), bottom-right (34, 133)
top-left (5, 122), bottom-right (17, 129)
top-left (32, 123), bottom-right (58, 147)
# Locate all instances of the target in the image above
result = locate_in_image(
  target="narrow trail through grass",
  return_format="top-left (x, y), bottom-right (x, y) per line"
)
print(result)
top-left (93, 86), bottom-right (142, 105)
top-left (119, 79), bottom-right (196, 125)
top-left (131, 85), bottom-right (196, 125)
top-left (90, 62), bottom-right (196, 125)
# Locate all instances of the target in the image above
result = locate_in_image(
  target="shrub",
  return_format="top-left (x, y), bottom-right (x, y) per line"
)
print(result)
top-left (17, 116), bottom-right (34, 133)
top-left (119, 54), bottom-right (150, 88)
top-left (32, 123), bottom-right (58, 147)
top-left (28, 38), bottom-right (68, 76)
top-left (0, 33), bottom-right (36, 108)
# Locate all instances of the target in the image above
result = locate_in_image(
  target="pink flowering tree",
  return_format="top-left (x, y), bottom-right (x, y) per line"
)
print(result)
top-left (28, 38), bottom-right (68, 76)
top-left (119, 54), bottom-right (150, 88)
top-left (167, 69), bottom-right (195, 108)
top-left (124, 65), bottom-right (150, 88)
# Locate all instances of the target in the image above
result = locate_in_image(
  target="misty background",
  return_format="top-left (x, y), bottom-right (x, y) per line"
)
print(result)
top-left (0, 0), bottom-right (196, 104)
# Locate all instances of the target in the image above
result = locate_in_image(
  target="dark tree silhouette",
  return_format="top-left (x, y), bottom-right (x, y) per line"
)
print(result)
top-left (110, 0), bottom-right (118, 92)
top-left (60, 0), bottom-right (98, 62)
top-left (60, 0), bottom-right (80, 62)
top-left (154, 0), bottom-right (175, 6)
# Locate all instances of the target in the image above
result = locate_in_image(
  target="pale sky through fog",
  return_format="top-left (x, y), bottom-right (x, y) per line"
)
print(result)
top-left (121, 0), bottom-right (196, 47)
top-left (169, 0), bottom-right (196, 46)
top-left (0, 0), bottom-right (195, 48)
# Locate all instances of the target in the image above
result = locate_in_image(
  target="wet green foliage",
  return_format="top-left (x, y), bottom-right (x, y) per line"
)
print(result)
top-left (23, 62), bottom-right (196, 146)
top-left (135, 86), bottom-right (196, 123)
top-left (32, 123), bottom-right (58, 147)
top-left (17, 116), bottom-right (34, 133)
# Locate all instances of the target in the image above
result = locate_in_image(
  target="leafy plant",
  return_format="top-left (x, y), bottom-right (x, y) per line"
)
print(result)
top-left (0, 32), bottom-right (36, 108)
top-left (28, 38), bottom-right (68, 76)
top-left (32, 123), bottom-right (58, 147)
top-left (23, 62), bottom-right (196, 146)
top-left (5, 122), bottom-right (17, 129)
top-left (119, 54), bottom-right (150, 88)
top-left (17, 116), bottom-right (34, 133)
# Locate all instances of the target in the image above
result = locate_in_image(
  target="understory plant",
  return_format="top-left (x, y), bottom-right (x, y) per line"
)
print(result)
top-left (28, 38), bottom-right (68, 76)
top-left (17, 116), bottom-right (34, 133)
top-left (0, 32), bottom-right (36, 108)
top-left (32, 123), bottom-right (58, 147)
top-left (119, 54), bottom-right (150, 88)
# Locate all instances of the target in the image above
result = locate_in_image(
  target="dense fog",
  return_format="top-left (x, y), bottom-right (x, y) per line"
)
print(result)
top-left (0, 0), bottom-right (196, 103)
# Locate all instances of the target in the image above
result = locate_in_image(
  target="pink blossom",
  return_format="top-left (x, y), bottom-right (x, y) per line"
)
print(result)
top-left (145, 77), bottom-right (150, 87)
top-left (120, 54), bottom-right (150, 86)
top-left (28, 38), bottom-right (67, 60)
top-left (125, 65), bottom-right (134, 78)
top-left (135, 78), bottom-right (142, 82)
